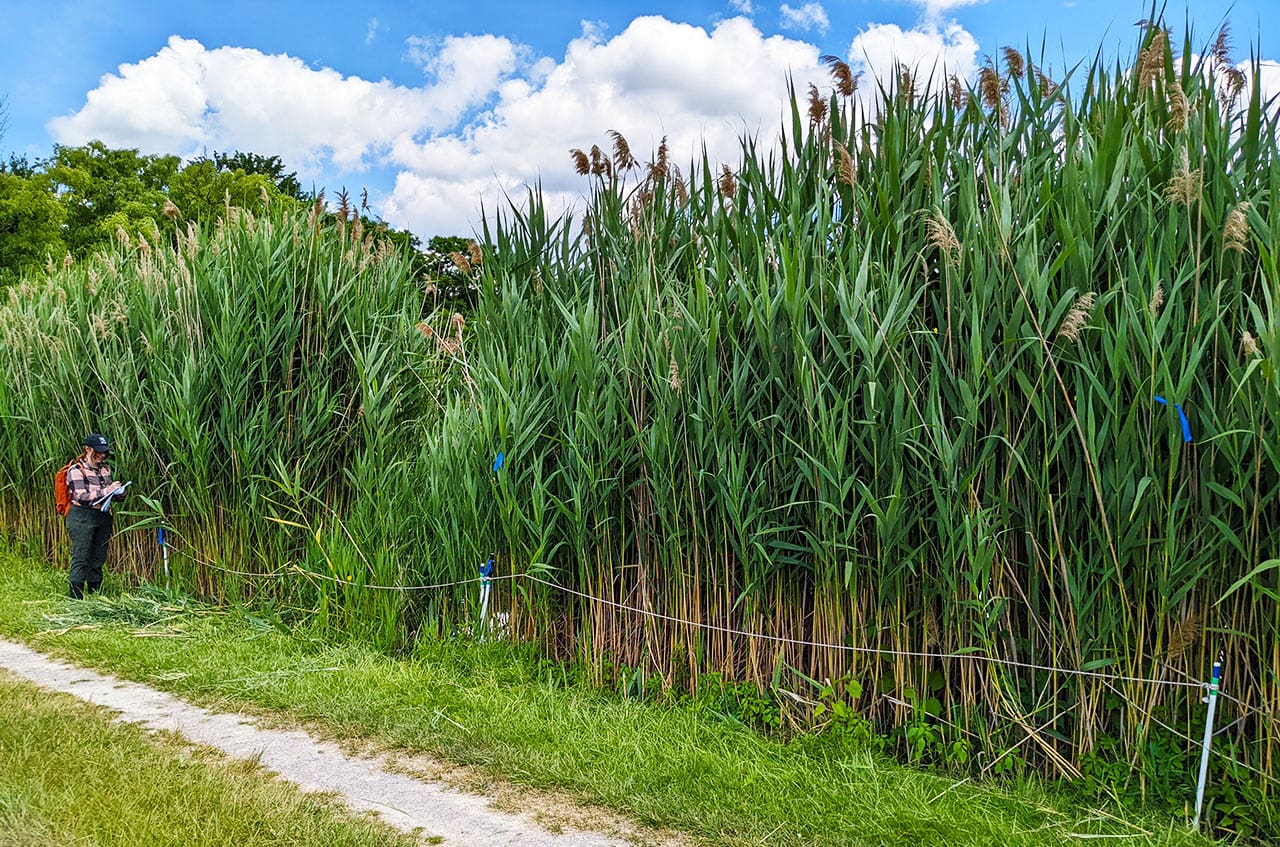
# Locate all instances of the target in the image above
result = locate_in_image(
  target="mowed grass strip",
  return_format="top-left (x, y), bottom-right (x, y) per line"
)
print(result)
top-left (0, 674), bottom-right (418, 847)
top-left (0, 551), bottom-right (1208, 847)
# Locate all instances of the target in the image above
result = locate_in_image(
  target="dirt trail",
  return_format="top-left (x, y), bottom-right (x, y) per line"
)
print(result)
top-left (0, 638), bottom-right (644, 847)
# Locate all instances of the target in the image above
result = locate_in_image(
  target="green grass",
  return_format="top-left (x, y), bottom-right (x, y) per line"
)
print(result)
top-left (0, 675), bottom-right (417, 847)
top-left (0, 549), bottom-right (1209, 847)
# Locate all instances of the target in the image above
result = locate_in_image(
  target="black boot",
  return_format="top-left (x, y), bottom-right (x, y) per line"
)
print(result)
top-left (69, 581), bottom-right (86, 599)
top-left (86, 581), bottom-right (102, 595)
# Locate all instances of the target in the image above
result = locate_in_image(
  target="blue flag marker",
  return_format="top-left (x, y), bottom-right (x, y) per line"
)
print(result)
top-left (157, 526), bottom-right (171, 582)
top-left (1154, 396), bottom-right (1193, 443)
top-left (492, 452), bottom-right (505, 473)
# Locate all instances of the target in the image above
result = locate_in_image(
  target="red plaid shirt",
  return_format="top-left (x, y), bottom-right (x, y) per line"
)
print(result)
top-left (66, 460), bottom-right (117, 510)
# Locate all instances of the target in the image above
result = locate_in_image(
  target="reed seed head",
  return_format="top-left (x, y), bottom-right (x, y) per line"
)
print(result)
top-left (978, 61), bottom-right (1008, 113)
top-left (1241, 330), bottom-right (1260, 358)
top-left (807, 83), bottom-right (828, 126)
top-left (821, 55), bottom-right (857, 98)
top-left (1164, 610), bottom-right (1201, 660)
top-left (1167, 82), bottom-right (1189, 132)
top-left (1057, 292), bottom-right (1097, 342)
top-left (1002, 46), bottom-right (1025, 79)
top-left (926, 208), bottom-right (961, 268)
top-left (1211, 23), bottom-right (1233, 70)
top-left (948, 75), bottom-right (966, 110)
top-left (718, 166), bottom-right (737, 202)
top-left (1224, 202), bottom-right (1251, 253)
top-left (1137, 28), bottom-right (1169, 89)
top-left (1148, 282), bottom-right (1165, 315)
top-left (1164, 151), bottom-right (1201, 205)
top-left (609, 130), bottom-right (637, 171)
top-left (835, 144), bottom-right (855, 187)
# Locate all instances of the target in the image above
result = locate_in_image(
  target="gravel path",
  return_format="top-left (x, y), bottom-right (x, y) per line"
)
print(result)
top-left (0, 638), bottom-right (634, 847)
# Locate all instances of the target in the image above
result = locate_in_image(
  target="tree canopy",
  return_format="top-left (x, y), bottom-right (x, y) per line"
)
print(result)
top-left (0, 140), bottom-right (464, 287)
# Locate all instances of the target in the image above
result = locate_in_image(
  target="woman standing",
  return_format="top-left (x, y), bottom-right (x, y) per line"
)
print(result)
top-left (64, 433), bottom-right (125, 598)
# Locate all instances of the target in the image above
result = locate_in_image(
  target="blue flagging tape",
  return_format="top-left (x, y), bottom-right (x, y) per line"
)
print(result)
top-left (1154, 396), bottom-right (1193, 443)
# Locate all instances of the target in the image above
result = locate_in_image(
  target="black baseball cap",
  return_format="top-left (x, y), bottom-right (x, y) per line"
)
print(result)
top-left (83, 434), bottom-right (111, 453)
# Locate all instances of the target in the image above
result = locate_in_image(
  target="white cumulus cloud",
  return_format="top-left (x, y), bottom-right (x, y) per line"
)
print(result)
top-left (910, 0), bottom-right (987, 25)
top-left (780, 3), bottom-right (829, 34)
top-left (48, 34), bottom-right (521, 177)
top-left (848, 21), bottom-right (980, 92)
top-left (49, 18), bottom-right (923, 239)
top-left (383, 16), bottom-right (825, 235)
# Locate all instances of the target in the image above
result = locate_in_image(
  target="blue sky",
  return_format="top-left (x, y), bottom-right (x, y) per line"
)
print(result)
top-left (1, 1), bottom-right (1276, 239)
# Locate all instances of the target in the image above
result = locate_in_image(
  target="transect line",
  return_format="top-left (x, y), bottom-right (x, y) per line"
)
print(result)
top-left (171, 551), bottom-right (1204, 691)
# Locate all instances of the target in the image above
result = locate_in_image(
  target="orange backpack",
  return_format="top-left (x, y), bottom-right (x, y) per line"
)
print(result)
top-left (54, 460), bottom-right (76, 516)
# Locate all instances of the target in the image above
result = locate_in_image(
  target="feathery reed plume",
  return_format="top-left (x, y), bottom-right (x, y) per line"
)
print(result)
top-left (1211, 22), bottom-right (1233, 70)
top-left (821, 54), bottom-right (857, 97)
top-left (648, 136), bottom-right (670, 183)
top-left (926, 208), bottom-right (961, 268)
top-left (570, 148), bottom-right (591, 175)
top-left (115, 225), bottom-right (131, 247)
top-left (1137, 28), bottom-right (1168, 89)
top-left (1003, 46), bottom-right (1025, 79)
top-left (61, 251), bottom-right (74, 270)
top-left (609, 130), bottom-right (637, 171)
top-left (360, 188), bottom-right (369, 211)
top-left (1148, 282), bottom-right (1165, 315)
top-left (589, 144), bottom-right (612, 179)
top-left (1057, 292), bottom-right (1097, 341)
top-left (718, 165), bottom-right (737, 201)
top-left (835, 144), bottom-right (855, 187)
top-left (1167, 82), bottom-right (1189, 132)
top-left (466, 240), bottom-right (483, 267)
top-left (162, 199), bottom-right (182, 221)
top-left (898, 67), bottom-right (916, 102)
top-left (668, 356), bottom-right (682, 392)
top-left (1038, 70), bottom-right (1059, 98)
top-left (1165, 610), bottom-right (1201, 660)
top-left (1224, 202), bottom-right (1251, 253)
top-left (336, 188), bottom-right (352, 221)
top-left (1241, 330), bottom-right (1260, 358)
top-left (807, 83), bottom-right (828, 125)
top-left (449, 251), bottom-right (471, 274)
top-left (978, 60), bottom-right (1008, 113)
top-left (1164, 150), bottom-right (1201, 205)
top-left (673, 172), bottom-right (689, 205)
top-left (948, 75), bottom-right (966, 110)
top-left (1223, 67), bottom-right (1246, 102)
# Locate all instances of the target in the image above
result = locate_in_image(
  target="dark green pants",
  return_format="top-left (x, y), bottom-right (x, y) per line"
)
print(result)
top-left (66, 505), bottom-right (112, 598)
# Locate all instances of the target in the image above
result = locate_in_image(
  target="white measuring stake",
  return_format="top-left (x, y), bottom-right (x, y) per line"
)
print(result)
top-left (1193, 651), bottom-right (1224, 830)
